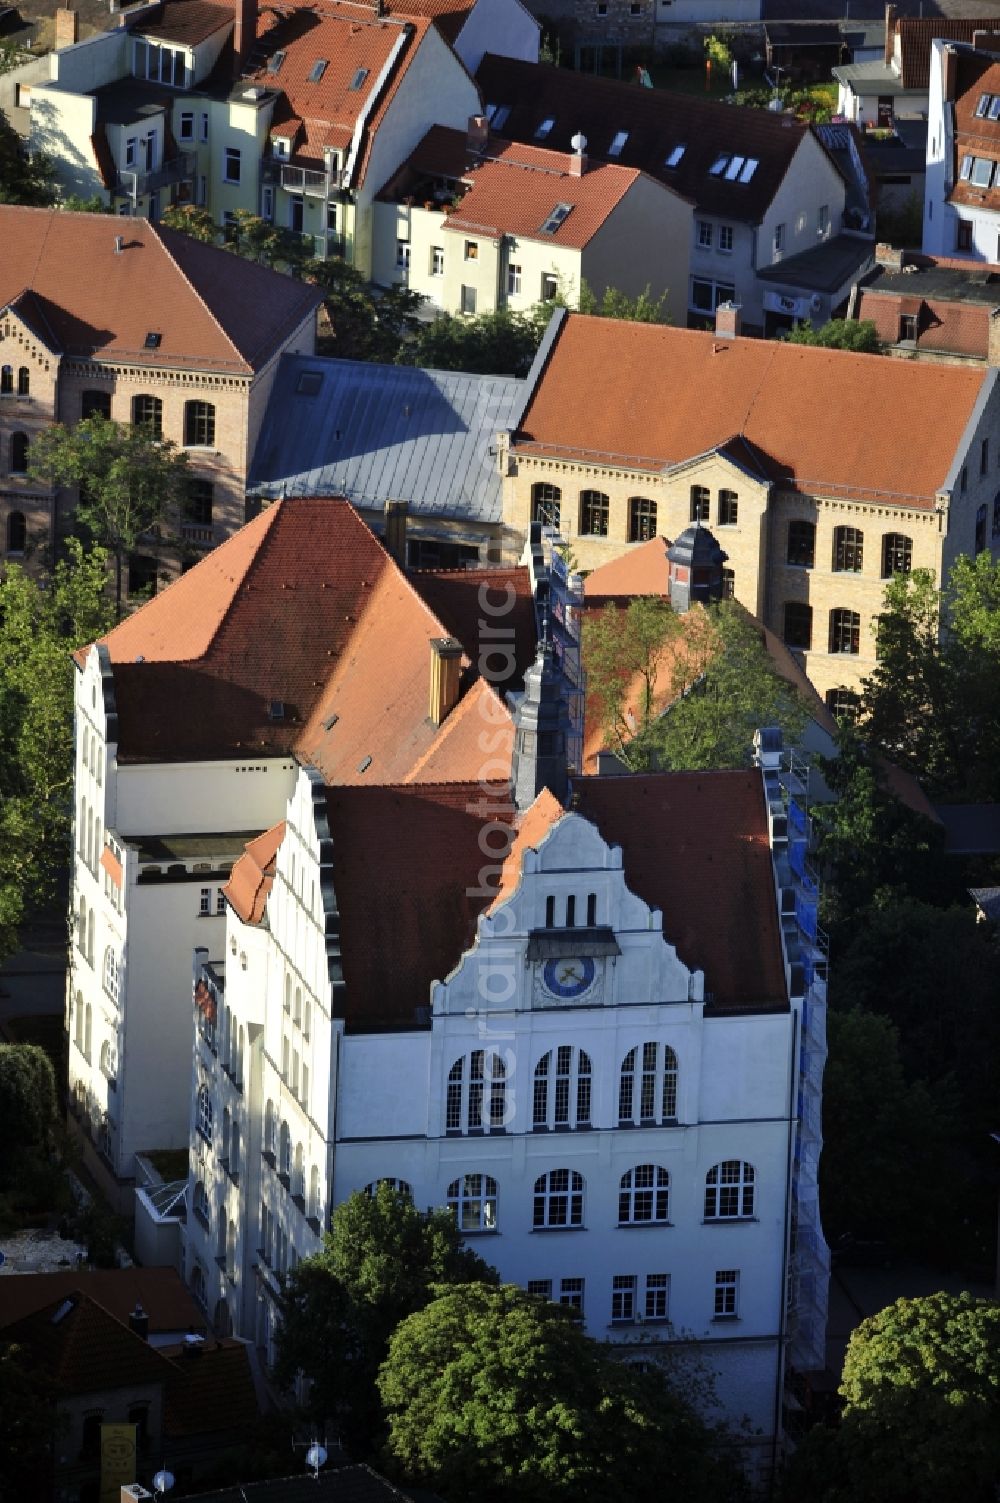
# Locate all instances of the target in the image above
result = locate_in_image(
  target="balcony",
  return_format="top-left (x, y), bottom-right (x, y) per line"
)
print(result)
top-left (117, 150), bottom-right (197, 199)
top-left (279, 162), bottom-right (334, 197)
top-left (181, 521), bottom-right (216, 548)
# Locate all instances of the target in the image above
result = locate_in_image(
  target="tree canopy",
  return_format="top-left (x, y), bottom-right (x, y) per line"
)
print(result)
top-left (0, 104), bottom-right (54, 206)
top-left (784, 319), bottom-right (881, 353)
top-left (29, 415), bottom-right (190, 617)
top-left (398, 305), bottom-right (550, 377)
top-left (0, 1044), bottom-right (57, 1156)
top-left (378, 1282), bottom-right (734, 1503)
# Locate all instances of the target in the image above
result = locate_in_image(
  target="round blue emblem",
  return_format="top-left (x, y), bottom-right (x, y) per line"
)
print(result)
top-left (542, 956), bottom-right (596, 999)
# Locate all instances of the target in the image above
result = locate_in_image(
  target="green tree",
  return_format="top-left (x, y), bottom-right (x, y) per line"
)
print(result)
top-left (275, 1184), bottom-right (497, 1445)
top-left (582, 596), bottom-right (683, 767)
top-left (378, 1282), bottom-right (733, 1503)
top-left (787, 1294), bottom-right (1000, 1503)
top-left (0, 1340), bottom-right (59, 1497)
top-left (0, 543), bottom-right (113, 960)
top-left (784, 318), bottom-right (881, 353)
top-left (399, 305), bottom-right (549, 376)
top-left (29, 414), bottom-right (190, 617)
top-left (578, 281), bottom-right (669, 323)
top-left (0, 106), bottom-right (54, 206)
top-left (0, 1045), bottom-right (57, 1160)
top-left (160, 202), bottom-right (218, 243)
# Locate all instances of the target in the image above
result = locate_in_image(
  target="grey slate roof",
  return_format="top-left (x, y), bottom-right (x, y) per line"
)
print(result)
top-left (249, 354), bottom-right (526, 525)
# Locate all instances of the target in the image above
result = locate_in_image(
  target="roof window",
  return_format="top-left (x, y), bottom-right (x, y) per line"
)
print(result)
top-left (296, 370), bottom-right (323, 396)
top-left (144, 332), bottom-right (162, 349)
top-left (709, 153), bottom-right (727, 175)
top-left (976, 93), bottom-right (992, 117)
top-left (267, 49), bottom-right (286, 74)
top-left (608, 129), bottom-right (629, 157)
top-left (961, 153), bottom-right (974, 179)
top-left (723, 154), bottom-right (745, 179)
top-left (971, 156), bottom-right (995, 187)
top-left (308, 59), bottom-right (328, 83)
top-left (540, 201), bottom-right (573, 234)
top-left (349, 66), bottom-right (369, 90)
top-left (991, 97), bottom-right (1000, 120)
top-left (664, 143), bottom-right (685, 168)
top-left (486, 102), bottom-right (510, 130)
top-left (268, 700), bottom-right (285, 721)
top-left (534, 117), bottom-right (555, 140)
top-left (708, 153), bottom-right (757, 182)
top-left (739, 157), bottom-right (758, 182)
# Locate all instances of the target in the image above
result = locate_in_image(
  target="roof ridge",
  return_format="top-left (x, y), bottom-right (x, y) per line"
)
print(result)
top-left (149, 220), bottom-right (251, 372)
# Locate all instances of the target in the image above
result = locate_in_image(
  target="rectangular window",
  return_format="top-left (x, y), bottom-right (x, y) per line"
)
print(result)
top-left (718, 224), bottom-right (733, 253)
top-left (718, 489), bottom-right (738, 526)
top-left (559, 1278), bottom-right (584, 1312)
top-left (200, 112), bottom-right (209, 142)
top-left (898, 313), bottom-right (917, 343)
top-left (982, 438), bottom-right (990, 475)
top-left (993, 494), bottom-right (1000, 537)
top-left (817, 203), bottom-right (829, 235)
top-left (773, 222), bottom-right (785, 256)
top-left (261, 185), bottom-right (273, 220)
top-left (125, 136), bottom-right (137, 168)
top-left (396, 240), bottom-right (410, 269)
top-left (540, 272), bottom-right (558, 301)
top-left (645, 1274), bottom-right (669, 1320)
top-left (224, 147), bottom-right (241, 184)
top-left (975, 504), bottom-right (987, 554)
top-left (971, 158), bottom-right (994, 188)
top-left (216, 888), bottom-right (226, 915)
top-left (957, 221), bottom-right (973, 252)
top-left (464, 240), bottom-right (479, 261)
top-left (199, 887), bottom-right (211, 915)
top-left (611, 1275), bottom-right (636, 1323)
top-left (714, 1269), bottom-right (739, 1318)
top-left (527, 1280), bottom-right (552, 1298)
top-left (460, 284), bottom-right (477, 315)
top-left (691, 279), bottom-right (714, 312)
top-left (697, 220), bottom-right (713, 249)
top-left (430, 245), bottom-right (444, 276)
top-left (507, 263), bottom-right (522, 296)
top-left (961, 465), bottom-right (968, 494)
top-left (179, 111), bottom-right (194, 141)
top-left (82, 390), bottom-right (112, 420)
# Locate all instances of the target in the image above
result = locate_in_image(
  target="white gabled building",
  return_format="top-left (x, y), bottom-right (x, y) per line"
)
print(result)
top-left (924, 35), bottom-right (1000, 264)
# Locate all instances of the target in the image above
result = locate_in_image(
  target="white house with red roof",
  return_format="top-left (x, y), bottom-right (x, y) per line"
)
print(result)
top-left (924, 34), bottom-right (1000, 264)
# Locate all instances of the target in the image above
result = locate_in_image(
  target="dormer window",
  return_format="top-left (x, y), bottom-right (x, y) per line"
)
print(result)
top-left (534, 117), bottom-right (555, 140)
top-left (709, 153), bottom-right (727, 175)
top-left (664, 144), bottom-right (685, 167)
top-left (609, 129), bottom-right (628, 157)
top-left (273, 136), bottom-right (290, 158)
top-left (308, 59), bottom-right (328, 83)
top-left (133, 39), bottom-right (186, 87)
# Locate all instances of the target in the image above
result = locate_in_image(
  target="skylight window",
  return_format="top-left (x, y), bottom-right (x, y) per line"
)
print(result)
top-left (349, 66), bottom-right (369, 90)
top-left (144, 332), bottom-right (162, 349)
top-left (308, 59), bottom-right (328, 83)
top-left (709, 154), bottom-right (728, 175)
top-left (296, 370), bottom-right (323, 396)
top-left (723, 154), bottom-right (745, 179)
top-left (540, 201), bottom-right (573, 234)
top-left (739, 157), bottom-right (758, 182)
top-left (971, 156), bottom-right (995, 187)
top-left (976, 93), bottom-right (992, 118)
top-left (534, 117), bottom-right (555, 140)
top-left (486, 102), bottom-right (510, 130)
top-left (961, 153), bottom-right (974, 179)
top-left (991, 96), bottom-right (1000, 121)
top-left (664, 143), bottom-right (685, 168)
top-left (609, 129), bottom-right (629, 157)
top-left (266, 49), bottom-right (286, 74)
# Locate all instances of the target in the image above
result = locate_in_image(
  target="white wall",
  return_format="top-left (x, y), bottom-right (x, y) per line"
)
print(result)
top-left (451, 0), bottom-right (539, 74)
top-left (113, 758), bottom-right (295, 836)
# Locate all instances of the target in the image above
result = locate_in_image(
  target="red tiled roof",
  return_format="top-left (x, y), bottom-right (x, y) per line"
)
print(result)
top-left (574, 771), bottom-right (787, 1014)
top-left (224, 822), bottom-right (286, 924)
top-left (516, 314), bottom-right (985, 507)
top-left (951, 50), bottom-right (1000, 211)
top-left (138, 0), bottom-right (233, 45)
top-left (3, 1291), bottom-right (172, 1394)
top-left (475, 54), bottom-right (812, 224)
top-left (324, 780), bottom-right (514, 1028)
top-left (486, 788), bottom-right (566, 914)
top-left (409, 564), bottom-right (537, 688)
top-left (0, 1267), bottom-right (204, 1335)
top-left (858, 284), bottom-right (992, 358)
top-left (582, 536), bottom-right (672, 604)
top-left (162, 1338), bottom-right (260, 1437)
top-left (89, 498), bottom-right (513, 779)
top-left (391, 126), bottom-right (655, 247)
top-left (0, 207), bottom-right (321, 375)
top-left (897, 19), bottom-right (986, 90)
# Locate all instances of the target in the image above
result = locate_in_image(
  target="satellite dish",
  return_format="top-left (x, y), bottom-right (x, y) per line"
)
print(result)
top-left (152, 1471), bottom-right (175, 1495)
top-left (306, 1444), bottom-right (328, 1475)
top-left (570, 132), bottom-right (587, 153)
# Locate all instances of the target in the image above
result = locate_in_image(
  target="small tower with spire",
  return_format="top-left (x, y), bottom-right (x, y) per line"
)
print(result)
top-left (666, 523), bottom-right (729, 613)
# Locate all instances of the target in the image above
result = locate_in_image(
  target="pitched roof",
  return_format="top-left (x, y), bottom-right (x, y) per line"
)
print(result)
top-left (515, 314), bottom-right (986, 507)
top-left (323, 781), bottom-right (515, 1029)
top-left (582, 536), bottom-right (673, 604)
top-left (224, 822), bottom-right (286, 924)
top-left (0, 208), bottom-right (321, 375)
top-left (3, 1291), bottom-right (171, 1394)
top-left (475, 54), bottom-right (812, 224)
top-left (89, 498), bottom-right (514, 778)
top-left (409, 564), bottom-right (537, 689)
top-left (161, 1338), bottom-right (260, 1437)
top-left (573, 771), bottom-right (787, 1014)
top-left (486, 787), bottom-right (566, 914)
top-left (950, 46), bottom-right (1000, 212)
top-left (249, 353), bottom-right (525, 525)
top-left (858, 281), bottom-right (993, 359)
top-left (138, 0), bottom-right (233, 45)
top-left (897, 18), bottom-right (985, 89)
top-left (0, 1267), bottom-right (204, 1336)
top-left (388, 125), bottom-right (657, 247)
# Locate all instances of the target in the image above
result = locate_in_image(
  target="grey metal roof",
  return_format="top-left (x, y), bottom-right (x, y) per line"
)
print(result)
top-left (249, 354), bottom-right (527, 525)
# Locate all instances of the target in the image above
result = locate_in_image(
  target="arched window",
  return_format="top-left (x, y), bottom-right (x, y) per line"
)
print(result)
top-left (236, 1025), bottom-right (245, 1083)
top-left (9, 432), bottom-right (28, 473)
top-left (882, 532), bottom-right (912, 578)
top-left (230, 1119), bottom-right (241, 1176)
top-left (618, 1043), bottom-right (677, 1125)
top-left (131, 394), bottom-right (163, 438)
top-left (78, 894), bottom-right (87, 953)
top-left (74, 990), bottom-right (85, 1052)
top-left (184, 478), bottom-right (214, 527)
top-left (191, 1262), bottom-right (207, 1309)
top-left (278, 1120), bottom-right (291, 1178)
top-left (184, 399), bottom-right (216, 447)
top-left (293, 986), bottom-right (302, 1027)
top-left (0, 365), bottom-right (12, 395)
top-left (532, 1168), bottom-right (584, 1228)
top-left (447, 1172), bottom-right (498, 1231)
top-left (81, 390), bottom-right (111, 420)
top-left (826, 687), bottom-right (859, 721)
top-left (533, 1046), bottom-right (592, 1130)
top-left (302, 1001), bottom-right (311, 1041)
top-left (284, 974), bottom-right (291, 1013)
top-left (618, 1164), bottom-right (670, 1224)
top-left (226, 1219), bottom-right (236, 1277)
top-left (197, 1085), bottom-right (213, 1142)
top-left (975, 504), bottom-right (988, 554)
top-left (6, 510), bottom-right (26, 554)
top-left (446, 1049), bottom-right (506, 1133)
top-left (690, 485), bottom-right (710, 522)
top-left (222, 1106), bottom-right (231, 1161)
top-left (786, 519), bottom-right (815, 568)
top-left (192, 1179), bottom-right (209, 1227)
top-left (718, 489), bottom-right (738, 526)
top-left (79, 796), bottom-right (87, 858)
top-left (87, 908), bottom-right (95, 966)
top-left (829, 608), bottom-right (861, 655)
top-left (531, 482), bottom-right (561, 528)
top-left (17, 367), bottom-right (29, 397)
top-left (309, 1164), bottom-right (320, 1219)
top-left (783, 601), bottom-right (812, 651)
top-left (103, 946), bottom-right (118, 1002)
top-left (704, 1160), bottom-right (755, 1220)
top-left (99, 1039), bottom-right (116, 1081)
top-left (363, 1178), bottom-right (413, 1199)
top-left (264, 1100), bottom-right (275, 1155)
top-left (84, 1002), bottom-right (92, 1061)
top-left (579, 489), bottom-right (609, 537)
top-left (293, 1142), bottom-right (304, 1197)
top-left (833, 526), bottom-right (863, 573)
top-left (628, 496), bottom-right (657, 543)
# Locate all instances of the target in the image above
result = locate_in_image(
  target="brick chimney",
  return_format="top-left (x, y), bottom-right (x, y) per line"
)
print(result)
top-left (715, 300), bottom-right (742, 339)
top-left (384, 499), bottom-right (408, 566)
top-left (429, 637), bottom-right (462, 726)
top-left (232, 0), bottom-right (257, 78)
top-left (875, 242), bottom-right (904, 270)
top-left (466, 113), bottom-right (488, 156)
top-left (54, 5), bottom-right (79, 49)
top-left (569, 131), bottom-right (587, 177)
top-left (884, 3), bottom-right (897, 67)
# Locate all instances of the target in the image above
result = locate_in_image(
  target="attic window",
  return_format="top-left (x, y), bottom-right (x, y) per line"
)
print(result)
top-left (976, 93), bottom-right (992, 117)
top-left (534, 116), bottom-right (555, 140)
top-left (991, 97), bottom-right (1000, 120)
top-left (971, 156), bottom-right (995, 188)
top-left (540, 201), bottom-right (573, 234)
top-left (322, 712), bottom-right (339, 731)
top-left (308, 59), bottom-right (328, 83)
top-left (268, 700), bottom-right (285, 720)
top-left (486, 102), bottom-right (510, 130)
top-left (664, 143), bottom-right (685, 167)
top-left (723, 155), bottom-right (745, 180)
top-left (709, 153), bottom-right (727, 175)
top-left (144, 332), bottom-right (162, 349)
top-left (349, 67), bottom-right (369, 90)
top-left (296, 370), bottom-right (323, 395)
top-left (51, 1299), bottom-right (75, 1324)
top-left (608, 129), bottom-right (629, 157)
top-left (357, 755), bottom-right (372, 773)
top-left (961, 153), bottom-right (974, 179)
top-left (739, 157), bottom-right (758, 182)
top-left (267, 49), bottom-right (286, 74)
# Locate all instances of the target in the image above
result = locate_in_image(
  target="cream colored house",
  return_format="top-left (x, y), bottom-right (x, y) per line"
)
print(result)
top-left (373, 124), bottom-right (692, 315)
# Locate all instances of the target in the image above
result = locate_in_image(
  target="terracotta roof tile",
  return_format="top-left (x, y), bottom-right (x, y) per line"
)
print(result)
top-left (0, 1267), bottom-right (204, 1335)
top-left (573, 770), bottom-right (787, 1014)
top-left (858, 284), bottom-right (992, 358)
top-left (486, 788), bottom-right (566, 913)
top-left (409, 564), bottom-right (536, 688)
top-left (224, 822), bottom-right (286, 924)
top-left (3, 1291), bottom-right (173, 1394)
top-left (951, 49), bottom-right (1000, 211)
top-left (139, 0), bottom-right (233, 46)
top-left (476, 54), bottom-right (810, 223)
top-left (516, 314), bottom-right (985, 507)
top-left (582, 536), bottom-right (672, 604)
top-left (898, 19), bottom-right (986, 90)
top-left (161, 1338), bottom-right (260, 1437)
top-left (0, 207), bottom-right (321, 374)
